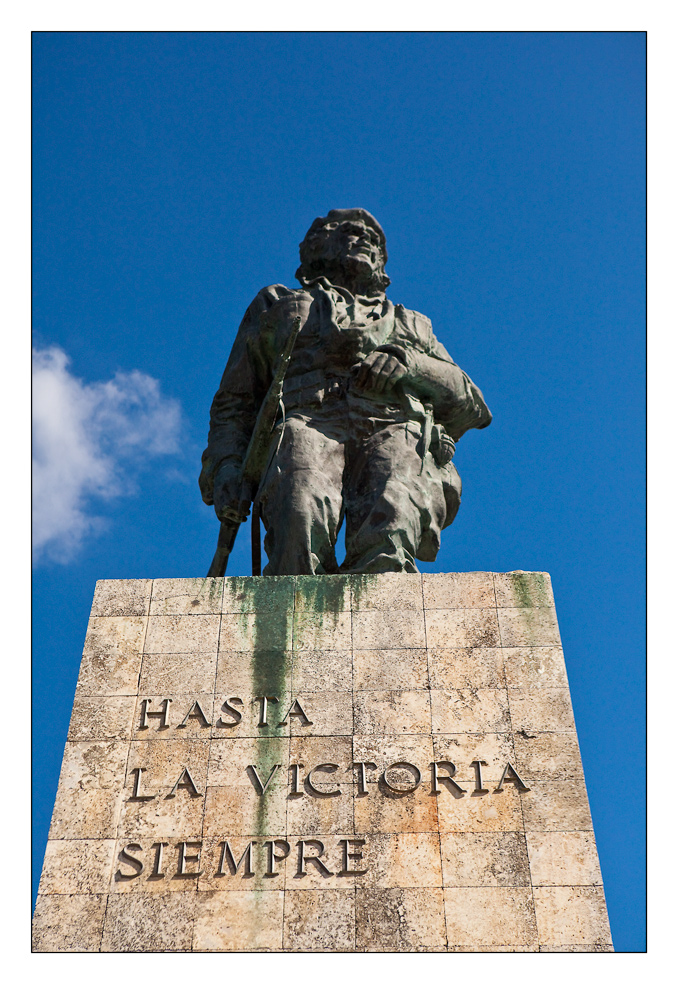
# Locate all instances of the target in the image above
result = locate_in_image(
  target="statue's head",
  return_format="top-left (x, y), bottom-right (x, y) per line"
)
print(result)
top-left (296, 208), bottom-right (390, 295)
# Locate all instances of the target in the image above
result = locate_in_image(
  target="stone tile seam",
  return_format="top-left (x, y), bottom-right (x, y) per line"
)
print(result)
top-left (349, 595), bottom-right (358, 949)
top-left (64, 726), bottom-right (585, 740)
top-left (197, 594), bottom-right (224, 954)
top-left (98, 889), bottom-right (116, 953)
top-left (138, 606), bottom-right (558, 616)
top-left (281, 581), bottom-right (299, 939)
top-left (50, 823), bottom-right (597, 849)
top-left (36, 869), bottom-right (608, 898)
top-left (491, 572), bottom-right (500, 611)
top-left (189, 877), bottom-right (202, 952)
top-left (129, 684), bottom-right (573, 692)
top-left (420, 572), bottom-right (449, 949)
top-left (126, 645), bottom-right (567, 656)
top-left (500, 650), bottom-right (541, 944)
top-left (75, 685), bottom-right (578, 696)
top-left (62, 589), bottom-right (140, 846)
top-left (347, 609), bottom-right (356, 844)
top-left (97, 576), bottom-right (555, 610)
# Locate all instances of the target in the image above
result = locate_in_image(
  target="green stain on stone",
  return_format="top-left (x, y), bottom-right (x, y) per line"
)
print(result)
top-left (219, 574), bottom-right (354, 842)
top-left (294, 573), bottom-right (349, 613)
top-left (192, 576), bottom-right (224, 609)
top-left (506, 573), bottom-right (553, 647)
top-left (208, 577), bottom-right (222, 606)
top-left (293, 574), bottom-right (349, 650)
top-left (245, 576), bottom-right (294, 837)
top-left (512, 574), bottom-right (533, 609)
top-left (511, 572), bottom-right (548, 609)
top-left (349, 572), bottom-right (379, 611)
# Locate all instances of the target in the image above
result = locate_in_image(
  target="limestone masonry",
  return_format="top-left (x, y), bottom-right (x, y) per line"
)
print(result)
top-left (33, 572), bottom-right (612, 952)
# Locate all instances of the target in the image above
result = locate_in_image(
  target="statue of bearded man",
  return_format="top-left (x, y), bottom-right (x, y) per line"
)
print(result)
top-left (200, 208), bottom-right (492, 575)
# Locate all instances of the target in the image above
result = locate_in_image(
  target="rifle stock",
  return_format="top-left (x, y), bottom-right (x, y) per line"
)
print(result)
top-left (206, 518), bottom-right (240, 577)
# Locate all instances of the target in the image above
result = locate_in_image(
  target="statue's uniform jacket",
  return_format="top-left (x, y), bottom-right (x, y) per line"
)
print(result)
top-left (200, 279), bottom-right (492, 575)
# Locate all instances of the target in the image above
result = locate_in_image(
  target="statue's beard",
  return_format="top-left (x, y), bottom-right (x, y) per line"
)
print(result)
top-left (310, 253), bottom-right (385, 295)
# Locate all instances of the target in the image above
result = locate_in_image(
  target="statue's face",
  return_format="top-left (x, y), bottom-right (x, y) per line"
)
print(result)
top-left (313, 219), bottom-right (385, 284)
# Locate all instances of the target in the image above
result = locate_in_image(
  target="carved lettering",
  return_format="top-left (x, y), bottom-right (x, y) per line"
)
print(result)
top-left (470, 759), bottom-right (489, 794)
top-left (129, 767), bottom-right (155, 801)
top-left (264, 839), bottom-right (291, 876)
top-left (256, 695), bottom-right (279, 727)
top-left (279, 699), bottom-right (313, 727)
top-left (177, 700), bottom-right (211, 728)
top-left (116, 843), bottom-right (143, 879)
top-left (139, 697), bottom-right (172, 729)
top-left (382, 761), bottom-right (421, 793)
top-left (102, 837), bottom-right (466, 880)
top-left (120, 754), bottom-right (532, 819)
top-left (217, 840), bottom-right (254, 876)
top-left (495, 762), bottom-right (531, 792)
top-left (296, 839), bottom-right (332, 876)
top-left (247, 763), bottom-right (281, 796)
top-left (431, 761), bottom-right (465, 795)
top-left (352, 761), bottom-right (377, 795)
top-left (151, 841), bottom-right (168, 878)
top-left (166, 767), bottom-right (202, 798)
top-left (216, 696), bottom-right (243, 726)
top-left (289, 763), bottom-right (304, 795)
top-left (306, 763), bottom-right (341, 797)
top-left (177, 841), bottom-right (202, 877)
top-left (338, 838), bottom-right (367, 875)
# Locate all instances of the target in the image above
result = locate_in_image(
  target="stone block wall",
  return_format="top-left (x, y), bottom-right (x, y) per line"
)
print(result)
top-left (33, 572), bottom-right (612, 952)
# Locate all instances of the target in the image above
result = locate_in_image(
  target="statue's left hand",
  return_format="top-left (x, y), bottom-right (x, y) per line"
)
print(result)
top-left (354, 345), bottom-right (408, 394)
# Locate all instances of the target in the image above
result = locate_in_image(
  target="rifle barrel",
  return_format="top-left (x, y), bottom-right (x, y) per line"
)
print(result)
top-left (206, 315), bottom-right (304, 578)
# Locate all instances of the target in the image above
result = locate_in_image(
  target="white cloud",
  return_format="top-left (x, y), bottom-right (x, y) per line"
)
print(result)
top-left (32, 346), bottom-right (182, 563)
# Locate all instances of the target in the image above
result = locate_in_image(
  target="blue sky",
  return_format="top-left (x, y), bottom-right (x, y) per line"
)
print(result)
top-left (32, 31), bottom-right (645, 950)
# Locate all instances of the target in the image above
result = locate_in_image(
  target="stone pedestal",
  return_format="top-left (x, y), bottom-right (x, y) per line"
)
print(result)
top-left (33, 572), bottom-right (612, 952)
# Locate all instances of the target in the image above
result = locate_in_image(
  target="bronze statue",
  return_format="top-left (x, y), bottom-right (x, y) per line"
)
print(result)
top-left (200, 208), bottom-right (491, 575)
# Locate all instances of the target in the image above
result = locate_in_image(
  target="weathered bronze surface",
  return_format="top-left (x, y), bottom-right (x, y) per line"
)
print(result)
top-left (200, 208), bottom-right (492, 575)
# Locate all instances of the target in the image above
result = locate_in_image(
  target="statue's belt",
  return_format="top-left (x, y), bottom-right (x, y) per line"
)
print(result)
top-left (282, 368), bottom-right (410, 409)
